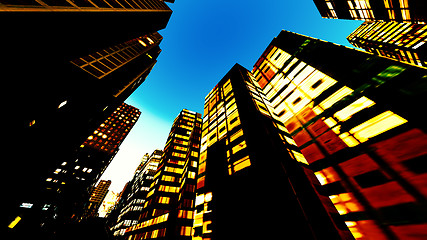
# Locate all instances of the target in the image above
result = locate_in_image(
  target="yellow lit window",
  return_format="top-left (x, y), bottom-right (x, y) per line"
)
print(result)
top-left (319, 86), bottom-right (354, 110)
top-left (339, 132), bottom-right (360, 147)
top-left (229, 155), bottom-right (251, 175)
top-left (292, 150), bottom-right (309, 165)
top-left (230, 129), bottom-right (244, 142)
top-left (203, 221), bottom-right (213, 234)
top-left (195, 194), bottom-right (205, 206)
top-left (188, 171), bottom-right (196, 179)
top-left (334, 96), bottom-right (376, 122)
top-left (159, 196), bottom-right (170, 204)
top-left (232, 140), bottom-right (247, 154)
top-left (191, 151), bottom-right (199, 157)
top-left (349, 111), bottom-right (407, 142)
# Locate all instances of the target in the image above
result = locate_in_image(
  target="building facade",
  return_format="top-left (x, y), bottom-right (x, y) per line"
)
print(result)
top-left (111, 150), bottom-right (163, 237)
top-left (252, 30), bottom-right (427, 239)
top-left (347, 21), bottom-right (427, 67)
top-left (195, 64), bottom-right (354, 239)
top-left (123, 109), bottom-right (202, 240)
top-left (313, 0), bottom-right (427, 23)
top-left (83, 180), bottom-right (112, 219)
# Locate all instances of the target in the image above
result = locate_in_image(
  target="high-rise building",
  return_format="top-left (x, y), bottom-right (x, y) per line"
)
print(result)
top-left (4, 0), bottom-right (174, 228)
top-left (252, 30), bottom-right (427, 239)
top-left (347, 21), bottom-right (427, 67)
top-left (195, 64), bottom-right (353, 240)
top-left (110, 149), bottom-right (163, 237)
top-left (123, 109), bottom-right (202, 240)
top-left (8, 103), bottom-right (140, 238)
top-left (83, 180), bottom-right (112, 219)
top-left (313, 0), bottom-right (427, 23)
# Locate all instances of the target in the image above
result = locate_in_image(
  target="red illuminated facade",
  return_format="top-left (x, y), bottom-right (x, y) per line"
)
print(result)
top-left (252, 30), bottom-right (427, 239)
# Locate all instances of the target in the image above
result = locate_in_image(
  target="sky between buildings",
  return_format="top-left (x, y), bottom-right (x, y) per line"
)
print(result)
top-left (100, 0), bottom-right (363, 192)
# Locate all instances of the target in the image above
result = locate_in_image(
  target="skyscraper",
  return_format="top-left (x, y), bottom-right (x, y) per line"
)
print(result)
top-left (252, 30), bottom-right (427, 239)
top-left (83, 180), bottom-right (112, 219)
top-left (110, 149), bottom-right (163, 237)
top-left (123, 109), bottom-right (202, 240)
top-left (347, 21), bottom-right (427, 67)
top-left (195, 64), bottom-right (353, 239)
top-left (313, 0), bottom-right (427, 23)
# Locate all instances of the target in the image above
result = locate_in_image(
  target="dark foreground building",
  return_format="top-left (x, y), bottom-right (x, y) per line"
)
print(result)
top-left (251, 30), bottom-right (427, 239)
top-left (3, 0), bottom-right (173, 235)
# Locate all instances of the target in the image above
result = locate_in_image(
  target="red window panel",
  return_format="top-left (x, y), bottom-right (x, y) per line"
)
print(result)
top-left (301, 143), bottom-right (325, 164)
top-left (339, 154), bottom-right (380, 177)
top-left (361, 181), bottom-right (416, 208)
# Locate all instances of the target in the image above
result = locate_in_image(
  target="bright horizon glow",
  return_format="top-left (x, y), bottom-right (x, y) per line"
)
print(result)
top-left (100, 0), bottom-right (363, 193)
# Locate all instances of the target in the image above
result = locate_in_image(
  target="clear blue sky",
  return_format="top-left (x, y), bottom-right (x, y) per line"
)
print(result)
top-left (101, 0), bottom-right (362, 192)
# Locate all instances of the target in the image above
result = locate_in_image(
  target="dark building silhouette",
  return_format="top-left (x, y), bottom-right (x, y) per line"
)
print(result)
top-left (8, 103), bottom-right (140, 238)
top-left (3, 0), bottom-right (173, 235)
top-left (313, 0), bottom-right (427, 23)
top-left (251, 30), bottom-right (427, 239)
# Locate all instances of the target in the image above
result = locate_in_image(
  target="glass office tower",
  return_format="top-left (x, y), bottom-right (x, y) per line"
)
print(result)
top-left (252, 30), bottom-right (427, 239)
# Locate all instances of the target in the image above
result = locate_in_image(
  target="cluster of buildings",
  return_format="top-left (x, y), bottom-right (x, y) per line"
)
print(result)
top-left (5, 0), bottom-right (427, 239)
top-left (3, 0), bottom-right (176, 239)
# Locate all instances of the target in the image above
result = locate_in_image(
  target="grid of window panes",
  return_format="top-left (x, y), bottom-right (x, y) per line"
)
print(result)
top-left (314, 0), bottom-right (425, 23)
top-left (252, 43), bottom-right (427, 239)
top-left (347, 21), bottom-right (427, 67)
top-left (0, 0), bottom-right (170, 12)
top-left (71, 33), bottom-right (162, 79)
top-left (112, 150), bottom-right (163, 237)
top-left (81, 103), bottom-right (140, 154)
top-left (124, 109), bottom-right (201, 239)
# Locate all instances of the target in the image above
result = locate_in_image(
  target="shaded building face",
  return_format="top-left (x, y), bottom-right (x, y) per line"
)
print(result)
top-left (347, 21), bottom-right (427, 67)
top-left (123, 109), bottom-right (202, 240)
top-left (195, 64), bottom-right (354, 239)
top-left (252, 30), bottom-right (427, 239)
top-left (313, 0), bottom-right (427, 23)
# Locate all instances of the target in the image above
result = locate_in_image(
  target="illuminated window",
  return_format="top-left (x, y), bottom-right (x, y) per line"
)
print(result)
top-left (349, 111), bottom-right (407, 143)
top-left (180, 226), bottom-right (192, 236)
top-left (58, 100), bottom-right (67, 109)
top-left (334, 97), bottom-right (376, 122)
top-left (159, 196), bottom-right (170, 204)
top-left (232, 140), bottom-right (247, 154)
top-left (318, 86), bottom-right (354, 111)
top-left (228, 155), bottom-right (251, 175)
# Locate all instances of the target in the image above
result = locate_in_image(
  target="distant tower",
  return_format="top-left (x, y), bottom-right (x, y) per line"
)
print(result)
top-left (124, 109), bottom-right (202, 240)
top-left (83, 180), bottom-right (112, 219)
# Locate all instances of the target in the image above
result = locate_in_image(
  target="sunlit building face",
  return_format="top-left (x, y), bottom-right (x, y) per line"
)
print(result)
top-left (252, 30), bottom-right (427, 239)
top-left (347, 21), bottom-right (427, 67)
top-left (313, 0), bottom-right (427, 23)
